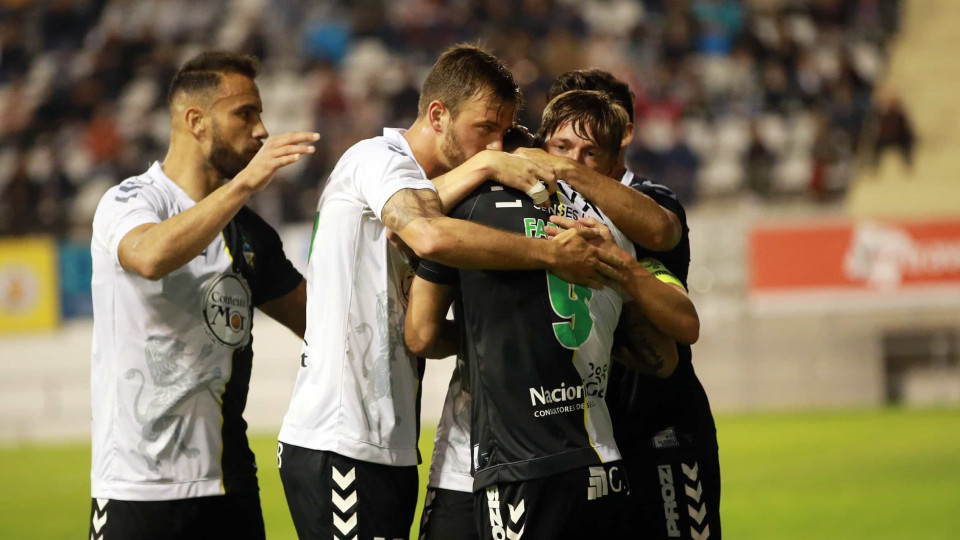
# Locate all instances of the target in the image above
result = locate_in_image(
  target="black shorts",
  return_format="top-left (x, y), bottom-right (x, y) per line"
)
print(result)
top-left (278, 442), bottom-right (419, 540)
top-left (418, 487), bottom-right (478, 540)
top-left (87, 492), bottom-right (265, 540)
top-left (618, 445), bottom-right (721, 539)
top-left (475, 462), bottom-right (629, 540)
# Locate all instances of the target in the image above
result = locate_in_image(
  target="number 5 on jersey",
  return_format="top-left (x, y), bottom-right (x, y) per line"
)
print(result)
top-left (547, 272), bottom-right (594, 349)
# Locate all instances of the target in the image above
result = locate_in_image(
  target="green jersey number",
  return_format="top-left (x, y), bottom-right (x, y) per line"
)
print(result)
top-left (547, 272), bottom-right (594, 349)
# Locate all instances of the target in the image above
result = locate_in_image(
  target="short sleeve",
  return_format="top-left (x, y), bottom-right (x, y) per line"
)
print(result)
top-left (93, 181), bottom-right (166, 266)
top-left (355, 143), bottom-right (436, 222)
top-left (417, 259), bottom-right (459, 285)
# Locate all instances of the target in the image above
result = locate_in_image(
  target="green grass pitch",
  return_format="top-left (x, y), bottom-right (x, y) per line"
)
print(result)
top-left (1, 408), bottom-right (958, 539)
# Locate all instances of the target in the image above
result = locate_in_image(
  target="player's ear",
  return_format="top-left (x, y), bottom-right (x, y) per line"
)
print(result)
top-left (621, 121), bottom-right (635, 149)
top-left (427, 100), bottom-right (447, 134)
top-left (184, 106), bottom-right (208, 140)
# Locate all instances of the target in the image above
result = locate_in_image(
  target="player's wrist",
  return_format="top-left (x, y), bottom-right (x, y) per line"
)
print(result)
top-left (228, 173), bottom-right (257, 198)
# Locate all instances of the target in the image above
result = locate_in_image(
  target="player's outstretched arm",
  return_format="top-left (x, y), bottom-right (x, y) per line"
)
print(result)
top-left (547, 215), bottom-right (699, 345)
top-left (404, 276), bottom-right (458, 359)
top-left (118, 132), bottom-right (319, 280)
top-left (259, 279), bottom-right (307, 339)
top-left (518, 148), bottom-right (682, 251)
top-left (381, 188), bottom-right (625, 289)
top-left (431, 149), bottom-right (557, 212)
top-left (611, 303), bottom-right (679, 378)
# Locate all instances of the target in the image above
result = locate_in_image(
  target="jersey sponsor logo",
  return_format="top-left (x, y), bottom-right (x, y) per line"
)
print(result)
top-left (529, 382), bottom-right (594, 418)
top-left (658, 464), bottom-right (682, 537)
top-left (529, 382), bottom-right (583, 406)
top-left (587, 465), bottom-right (626, 501)
top-left (201, 272), bottom-right (252, 349)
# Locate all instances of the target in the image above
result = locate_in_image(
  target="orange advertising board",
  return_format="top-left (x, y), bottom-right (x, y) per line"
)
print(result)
top-left (750, 219), bottom-right (960, 304)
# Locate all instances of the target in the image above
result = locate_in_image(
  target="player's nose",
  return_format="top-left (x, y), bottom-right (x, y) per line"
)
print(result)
top-left (252, 121), bottom-right (268, 141)
top-left (486, 137), bottom-right (503, 152)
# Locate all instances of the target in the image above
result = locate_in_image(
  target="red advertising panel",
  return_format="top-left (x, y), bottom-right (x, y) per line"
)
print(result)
top-left (750, 219), bottom-right (960, 308)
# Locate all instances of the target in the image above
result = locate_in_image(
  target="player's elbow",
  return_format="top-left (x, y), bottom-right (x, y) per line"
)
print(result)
top-left (404, 322), bottom-right (436, 357)
top-left (654, 348), bottom-right (679, 378)
top-left (677, 312), bottom-right (700, 345)
top-left (648, 221), bottom-right (681, 252)
top-left (405, 221), bottom-right (457, 261)
top-left (123, 253), bottom-right (168, 281)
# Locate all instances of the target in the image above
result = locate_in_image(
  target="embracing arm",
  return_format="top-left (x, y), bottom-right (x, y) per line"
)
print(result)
top-left (258, 279), bottom-right (306, 339)
top-left (539, 151), bottom-right (681, 251)
top-left (430, 149), bottom-right (557, 212)
top-left (404, 277), bottom-right (458, 359)
top-left (381, 188), bottom-right (624, 289)
top-left (622, 259), bottom-right (699, 345)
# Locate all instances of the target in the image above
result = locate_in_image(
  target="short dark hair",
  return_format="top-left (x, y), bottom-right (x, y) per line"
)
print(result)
top-left (547, 69), bottom-right (634, 123)
top-left (418, 44), bottom-right (522, 119)
top-left (167, 51), bottom-right (260, 105)
top-left (536, 90), bottom-right (629, 160)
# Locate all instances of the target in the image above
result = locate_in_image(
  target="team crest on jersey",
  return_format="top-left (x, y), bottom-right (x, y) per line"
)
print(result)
top-left (242, 237), bottom-right (256, 268)
top-left (200, 273), bottom-right (252, 349)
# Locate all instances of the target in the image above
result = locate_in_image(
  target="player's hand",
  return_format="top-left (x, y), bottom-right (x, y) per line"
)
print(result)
top-left (547, 227), bottom-right (626, 289)
top-left (477, 149), bottom-right (557, 205)
top-left (235, 131), bottom-right (320, 192)
top-left (547, 215), bottom-right (634, 270)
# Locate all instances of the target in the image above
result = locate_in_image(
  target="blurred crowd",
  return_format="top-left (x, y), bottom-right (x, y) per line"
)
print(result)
top-left (0, 0), bottom-right (909, 237)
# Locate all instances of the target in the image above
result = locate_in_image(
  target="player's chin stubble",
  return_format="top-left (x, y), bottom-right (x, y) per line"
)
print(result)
top-left (440, 128), bottom-right (468, 170)
top-left (209, 129), bottom-right (253, 180)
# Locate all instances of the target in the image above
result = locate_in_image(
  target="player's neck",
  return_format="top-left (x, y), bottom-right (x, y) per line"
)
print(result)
top-left (402, 118), bottom-right (447, 178)
top-left (611, 161), bottom-right (627, 182)
top-left (161, 138), bottom-right (225, 202)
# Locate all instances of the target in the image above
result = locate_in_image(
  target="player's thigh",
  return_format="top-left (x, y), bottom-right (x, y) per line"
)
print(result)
top-left (419, 487), bottom-right (478, 540)
top-left (620, 447), bottom-right (721, 539)
top-left (278, 442), bottom-right (419, 540)
top-left (475, 463), bottom-right (627, 540)
top-left (89, 494), bottom-right (265, 540)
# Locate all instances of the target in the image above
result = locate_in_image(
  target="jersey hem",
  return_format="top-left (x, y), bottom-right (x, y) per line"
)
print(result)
top-left (278, 425), bottom-right (419, 466)
top-left (472, 444), bottom-right (620, 492)
top-left (428, 471), bottom-right (473, 493)
top-left (91, 475), bottom-right (257, 501)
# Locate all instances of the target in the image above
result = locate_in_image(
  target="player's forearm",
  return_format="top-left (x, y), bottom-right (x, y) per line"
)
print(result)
top-left (120, 181), bottom-right (253, 280)
top-left (431, 153), bottom-right (491, 213)
top-left (259, 280), bottom-right (307, 339)
top-left (416, 320), bottom-right (460, 359)
top-left (558, 162), bottom-right (680, 251)
top-left (409, 217), bottom-right (556, 270)
top-left (613, 317), bottom-right (679, 378)
top-left (405, 311), bottom-right (459, 358)
top-left (624, 262), bottom-right (699, 345)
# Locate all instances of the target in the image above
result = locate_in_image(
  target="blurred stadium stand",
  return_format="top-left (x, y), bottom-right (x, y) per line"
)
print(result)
top-left (3, 0), bottom-right (960, 445)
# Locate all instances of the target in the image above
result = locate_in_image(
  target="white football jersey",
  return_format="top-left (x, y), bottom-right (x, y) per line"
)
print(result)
top-left (278, 128), bottom-right (436, 466)
top-left (90, 163), bottom-right (302, 501)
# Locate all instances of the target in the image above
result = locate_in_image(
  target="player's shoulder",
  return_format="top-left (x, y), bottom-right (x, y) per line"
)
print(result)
top-left (97, 166), bottom-right (171, 213)
top-left (629, 175), bottom-right (687, 221)
top-left (338, 133), bottom-right (418, 173)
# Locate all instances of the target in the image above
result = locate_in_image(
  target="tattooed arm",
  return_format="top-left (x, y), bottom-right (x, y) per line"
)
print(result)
top-left (379, 188), bottom-right (625, 289)
top-left (612, 302), bottom-right (678, 378)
